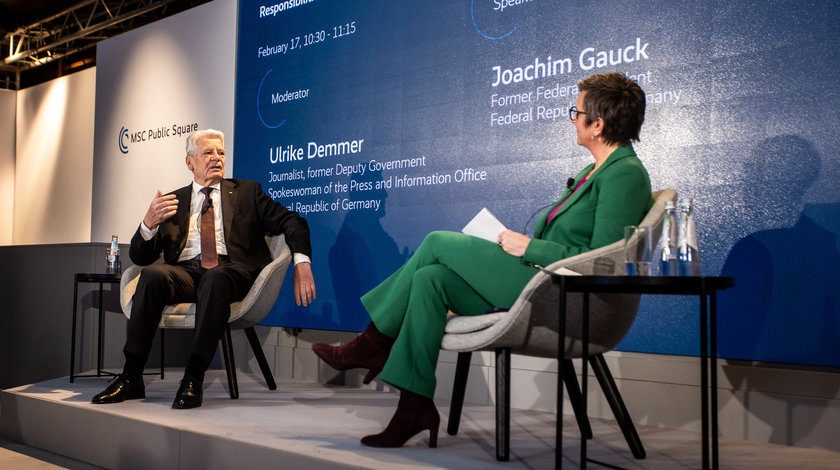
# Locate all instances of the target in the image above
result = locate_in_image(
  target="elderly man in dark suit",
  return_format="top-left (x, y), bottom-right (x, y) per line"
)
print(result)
top-left (92, 129), bottom-right (315, 409)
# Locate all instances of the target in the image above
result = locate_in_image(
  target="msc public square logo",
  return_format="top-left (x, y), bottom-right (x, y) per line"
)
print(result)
top-left (118, 126), bottom-right (130, 154)
top-left (118, 122), bottom-right (200, 155)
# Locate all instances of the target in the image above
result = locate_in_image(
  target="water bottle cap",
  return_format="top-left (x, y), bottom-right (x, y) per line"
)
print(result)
top-left (678, 199), bottom-right (694, 211)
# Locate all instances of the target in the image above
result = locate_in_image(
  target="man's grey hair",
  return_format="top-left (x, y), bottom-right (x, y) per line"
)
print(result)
top-left (186, 129), bottom-right (225, 156)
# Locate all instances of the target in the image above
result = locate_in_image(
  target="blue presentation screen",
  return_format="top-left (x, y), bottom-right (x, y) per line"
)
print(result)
top-left (234, 0), bottom-right (840, 367)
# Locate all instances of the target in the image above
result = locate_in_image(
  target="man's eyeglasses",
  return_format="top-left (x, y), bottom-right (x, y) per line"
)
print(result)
top-left (568, 106), bottom-right (589, 122)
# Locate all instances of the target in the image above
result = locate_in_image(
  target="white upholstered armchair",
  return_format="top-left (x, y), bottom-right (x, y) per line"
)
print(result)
top-left (442, 189), bottom-right (677, 461)
top-left (119, 235), bottom-right (292, 399)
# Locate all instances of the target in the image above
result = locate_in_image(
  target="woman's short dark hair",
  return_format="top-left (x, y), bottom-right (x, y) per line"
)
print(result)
top-left (578, 73), bottom-right (646, 146)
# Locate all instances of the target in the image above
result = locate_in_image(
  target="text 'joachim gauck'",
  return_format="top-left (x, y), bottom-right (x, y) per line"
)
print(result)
top-left (492, 38), bottom-right (650, 87)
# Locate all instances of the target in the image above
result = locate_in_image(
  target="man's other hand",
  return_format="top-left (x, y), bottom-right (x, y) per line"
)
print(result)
top-left (293, 262), bottom-right (316, 307)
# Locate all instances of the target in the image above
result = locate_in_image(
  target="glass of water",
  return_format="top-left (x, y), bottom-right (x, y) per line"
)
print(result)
top-left (624, 225), bottom-right (652, 275)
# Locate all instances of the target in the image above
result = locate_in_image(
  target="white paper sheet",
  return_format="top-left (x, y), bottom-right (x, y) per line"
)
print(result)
top-left (461, 207), bottom-right (507, 243)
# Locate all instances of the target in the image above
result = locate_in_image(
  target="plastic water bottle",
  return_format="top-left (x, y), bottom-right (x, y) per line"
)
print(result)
top-left (677, 199), bottom-right (700, 276)
top-left (107, 235), bottom-right (121, 274)
top-left (657, 200), bottom-right (679, 276)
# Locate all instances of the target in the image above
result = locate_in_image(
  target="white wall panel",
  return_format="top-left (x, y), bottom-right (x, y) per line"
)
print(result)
top-left (13, 68), bottom-right (95, 245)
top-left (0, 89), bottom-right (15, 245)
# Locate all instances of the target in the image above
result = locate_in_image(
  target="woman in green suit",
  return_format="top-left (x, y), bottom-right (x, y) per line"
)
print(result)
top-left (313, 72), bottom-right (653, 448)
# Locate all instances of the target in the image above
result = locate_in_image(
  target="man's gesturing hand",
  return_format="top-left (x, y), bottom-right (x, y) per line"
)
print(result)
top-left (142, 189), bottom-right (178, 230)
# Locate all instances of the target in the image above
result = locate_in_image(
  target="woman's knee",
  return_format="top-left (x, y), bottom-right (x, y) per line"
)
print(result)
top-left (422, 230), bottom-right (454, 246)
top-left (417, 231), bottom-right (442, 253)
top-left (413, 263), bottom-right (446, 280)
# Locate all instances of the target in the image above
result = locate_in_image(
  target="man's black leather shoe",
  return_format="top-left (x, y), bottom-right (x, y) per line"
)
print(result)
top-left (91, 374), bottom-right (145, 404)
top-left (172, 378), bottom-right (203, 409)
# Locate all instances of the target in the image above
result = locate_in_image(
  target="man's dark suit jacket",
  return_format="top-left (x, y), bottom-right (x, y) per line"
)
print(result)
top-left (129, 178), bottom-right (311, 272)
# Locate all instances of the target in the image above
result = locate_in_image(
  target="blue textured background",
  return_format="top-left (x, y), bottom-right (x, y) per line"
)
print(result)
top-left (233, 0), bottom-right (840, 367)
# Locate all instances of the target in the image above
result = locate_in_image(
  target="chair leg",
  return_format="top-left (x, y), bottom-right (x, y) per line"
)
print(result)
top-left (563, 359), bottom-right (594, 439)
top-left (159, 329), bottom-right (165, 380)
top-left (495, 348), bottom-right (511, 462)
top-left (590, 353), bottom-right (646, 459)
top-left (220, 327), bottom-right (239, 399)
top-left (244, 327), bottom-right (277, 390)
top-left (447, 352), bottom-right (472, 436)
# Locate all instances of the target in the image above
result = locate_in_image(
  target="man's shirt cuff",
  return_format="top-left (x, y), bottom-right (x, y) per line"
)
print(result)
top-left (139, 222), bottom-right (158, 241)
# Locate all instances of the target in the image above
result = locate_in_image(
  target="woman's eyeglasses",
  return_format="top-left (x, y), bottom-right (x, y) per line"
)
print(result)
top-left (568, 106), bottom-right (589, 122)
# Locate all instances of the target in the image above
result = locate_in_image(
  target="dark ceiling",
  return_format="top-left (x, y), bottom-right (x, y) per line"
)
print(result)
top-left (0, 0), bottom-right (211, 90)
top-left (0, 1), bottom-right (81, 32)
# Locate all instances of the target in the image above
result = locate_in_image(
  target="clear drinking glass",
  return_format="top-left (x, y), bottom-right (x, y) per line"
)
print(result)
top-left (624, 225), bottom-right (652, 275)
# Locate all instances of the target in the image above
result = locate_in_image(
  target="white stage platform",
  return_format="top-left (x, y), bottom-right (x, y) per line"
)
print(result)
top-left (2, 370), bottom-right (565, 470)
top-left (2, 370), bottom-right (839, 470)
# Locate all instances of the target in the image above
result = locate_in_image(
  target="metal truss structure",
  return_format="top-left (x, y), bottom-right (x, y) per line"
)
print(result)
top-left (1, 0), bottom-right (209, 90)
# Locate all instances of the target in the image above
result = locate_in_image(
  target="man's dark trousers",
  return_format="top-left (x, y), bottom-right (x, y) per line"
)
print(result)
top-left (124, 258), bottom-right (259, 368)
